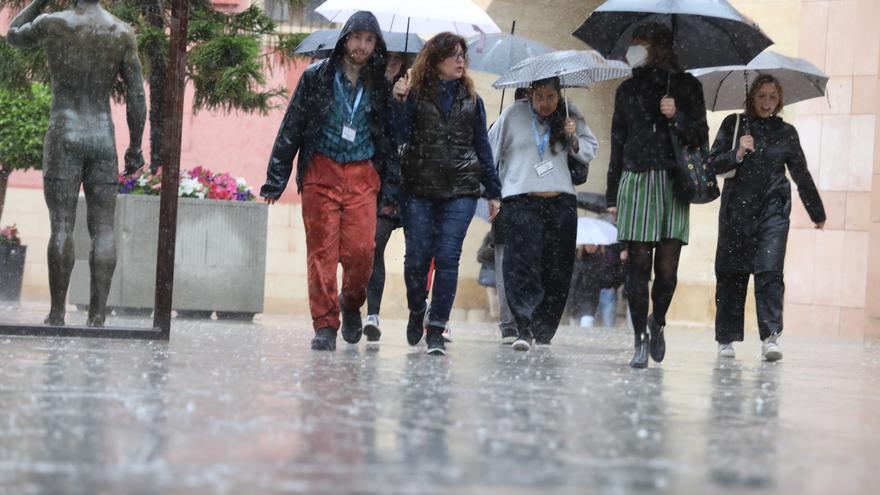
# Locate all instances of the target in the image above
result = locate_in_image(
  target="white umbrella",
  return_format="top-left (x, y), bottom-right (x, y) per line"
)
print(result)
top-left (492, 50), bottom-right (631, 89)
top-left (576, 217), bottom-right (618, 246)
top-left (315, 0), bottom-right (501, 36)
top-left (688, 50), bottom-right (828, 111)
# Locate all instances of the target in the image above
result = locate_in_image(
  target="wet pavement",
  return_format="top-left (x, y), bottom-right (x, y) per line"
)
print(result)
top-left (0, 305), bottom-right (878, 494)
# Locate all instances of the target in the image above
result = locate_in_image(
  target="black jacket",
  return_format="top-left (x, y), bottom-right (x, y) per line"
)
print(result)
top-left (402, 84), bottom-right (482, 198)
top-left (709, 113), bottom-right (826, 273)
top-left (606, 66), bottom-right (708, 207)
top-left (261, 11), bottom-right (399, 206)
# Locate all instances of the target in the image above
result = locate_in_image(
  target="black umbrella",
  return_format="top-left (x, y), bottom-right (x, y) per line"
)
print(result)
top-left (294, 29), bottom-right (423, 58)
top-left (572, 0), bottom-right (773, 70)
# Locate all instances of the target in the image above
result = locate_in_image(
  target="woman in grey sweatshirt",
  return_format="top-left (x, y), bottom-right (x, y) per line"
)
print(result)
top-left (488, 76), bottom-right (598, 350)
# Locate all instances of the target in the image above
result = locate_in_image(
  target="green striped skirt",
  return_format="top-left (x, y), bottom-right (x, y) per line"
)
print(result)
top-left (616, 169), bottom-right (689, 244)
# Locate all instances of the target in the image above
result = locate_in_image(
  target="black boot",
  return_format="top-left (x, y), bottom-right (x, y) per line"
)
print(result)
top-left (647, 314), bottom-right (666, 363)
top-left (311, 327), bottom-right (337, 351)
top-left (425, 326), bottom-right (447, 355)
top-left (339, 294), bottom-right (363, 344)
top-left (629, 333), bottom-right (649, 368)
top-left (407, 306), bottom-right (426, 346)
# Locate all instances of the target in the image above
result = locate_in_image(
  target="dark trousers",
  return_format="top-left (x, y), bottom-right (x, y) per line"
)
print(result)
top-left (366, 216), bottom-right (397, 315)
top-left (502, 194), bottom-right (577, 342)
top-left (715, 270), bottom-right (784, 343)
top-left (402, 195), bottom-right (477, 326)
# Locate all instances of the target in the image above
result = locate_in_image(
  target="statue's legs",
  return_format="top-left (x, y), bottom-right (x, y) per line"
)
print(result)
top-left (83, 182), bottom-right (117, 327)
top-left (43, 178), bottom-right (80, 326)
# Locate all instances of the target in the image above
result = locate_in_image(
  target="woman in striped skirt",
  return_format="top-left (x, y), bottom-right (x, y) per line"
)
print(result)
top-left (605, 23), bottom-right (708, 368)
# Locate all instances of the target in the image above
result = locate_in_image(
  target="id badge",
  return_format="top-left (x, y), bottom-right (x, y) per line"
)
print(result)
top-left (534, 160), bottom-right (555, 177)
top-left (342, 125), bottom-right (357, 142)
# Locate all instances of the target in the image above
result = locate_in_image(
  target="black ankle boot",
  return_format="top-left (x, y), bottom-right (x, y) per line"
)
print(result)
top-left (629, 333), bottom-right (649, 368)
top-left (339, 294), bottom-right (362, 344)
top-left (311, 327), bottom-right (337, 351)
top-left (647, 314), bottom-right (666, 363)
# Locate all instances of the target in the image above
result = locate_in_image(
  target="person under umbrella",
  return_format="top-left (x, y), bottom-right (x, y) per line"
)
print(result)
top-left (391, 32), bottom-right (502, 355)
top-left (605, 22), bottom-right (709, 368)
top-left (488, 76), bottom-right (598, 351)
top-left (261, 11), bottom-right (397, 351)
top-left (708, 74), bottom-right (825, 361)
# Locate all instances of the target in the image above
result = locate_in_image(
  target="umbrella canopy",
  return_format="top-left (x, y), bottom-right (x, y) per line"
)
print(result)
top-left (315, 0), bottom-right (501, 36)
top-left (294, 29), bottom-right (423, 58)
top-left (688, 50), bottom-right (828, 111)
top-left (576, 191), bottom-right (608, 214)
top-left (492, 50), bottom-right (631, 89)
top-left (466, 33), bottom-right (554, 75)
top-left (572, 0), bottom-right (773, 70)
top-left (577, 217), bottom-right (618, 246)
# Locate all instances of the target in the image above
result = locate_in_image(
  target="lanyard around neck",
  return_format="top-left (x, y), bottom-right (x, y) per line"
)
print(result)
top-left (335, 71), bottom-right (364, 125)
top-left (530, 109), bottom-right (551, 158)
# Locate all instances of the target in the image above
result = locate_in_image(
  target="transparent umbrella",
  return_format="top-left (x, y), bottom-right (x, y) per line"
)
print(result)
top-left (466, 33), bottom-right (554, 75)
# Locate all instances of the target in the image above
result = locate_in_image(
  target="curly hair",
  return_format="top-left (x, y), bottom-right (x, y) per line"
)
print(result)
top-left (745, 74), bottom-right (784, 116)
top-left (408, 32), bottom-right (475, 101)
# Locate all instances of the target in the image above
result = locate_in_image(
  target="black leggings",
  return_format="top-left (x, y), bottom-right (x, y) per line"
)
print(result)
top-left (366, 216), bottom-right (397, 315)
top-left (625, 240), bottom-right (682, 340)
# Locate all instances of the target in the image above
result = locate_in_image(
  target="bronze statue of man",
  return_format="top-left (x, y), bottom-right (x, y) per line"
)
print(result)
top-left (8, 0), bottom-right (147, 327)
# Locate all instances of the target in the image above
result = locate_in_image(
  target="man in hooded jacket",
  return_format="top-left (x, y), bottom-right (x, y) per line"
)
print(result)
top-left (261, 11), bottom-right (399, 351)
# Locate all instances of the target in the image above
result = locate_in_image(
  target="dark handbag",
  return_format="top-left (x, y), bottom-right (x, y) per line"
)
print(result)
top-left (568, 154), bottom-right (588, 186)
top-left (667, 128), bottom-right (720, 204)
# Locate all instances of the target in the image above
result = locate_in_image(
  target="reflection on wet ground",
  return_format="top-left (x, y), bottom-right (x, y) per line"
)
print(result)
top-left (0, 305), bottom-right (878, 494)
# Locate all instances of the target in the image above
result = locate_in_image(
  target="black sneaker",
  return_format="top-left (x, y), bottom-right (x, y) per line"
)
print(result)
top-left (311, 327), bottom-right (337, 351)
top-left (512, 336), bottom-right (532, 351)
top-left (339, 294), bottom-right (363, 344)
top-left (500, 327), bottom-right (517, 345)
top-left (647, 314), bottom-right (665, 363)
top-left (407, 307), bottom-right (426, 346)
top-left (534, 338), bottom-right (551, 348)
top-left (425, 327), bottom-right (446, 355)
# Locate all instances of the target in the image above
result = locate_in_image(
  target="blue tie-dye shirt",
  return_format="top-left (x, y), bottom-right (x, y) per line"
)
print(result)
top-left (313, 68), bottom-right (375, 164)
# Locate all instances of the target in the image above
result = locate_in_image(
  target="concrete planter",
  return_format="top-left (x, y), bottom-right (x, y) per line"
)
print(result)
top-left (70, 195), bottom-right (268, 319)
top-left (0, 243), bottom-right (26, 302)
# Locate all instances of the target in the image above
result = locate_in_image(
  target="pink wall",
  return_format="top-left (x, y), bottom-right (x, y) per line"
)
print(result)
top-left (3, 8), bottom-right (309, 205)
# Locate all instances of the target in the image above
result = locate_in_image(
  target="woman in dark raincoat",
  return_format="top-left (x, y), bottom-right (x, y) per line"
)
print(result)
top-left (709, 74), bottom-right (826, 362)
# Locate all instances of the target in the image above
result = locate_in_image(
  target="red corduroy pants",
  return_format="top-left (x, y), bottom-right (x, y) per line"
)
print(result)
top-left (301, 153), bottom-right (380, 331)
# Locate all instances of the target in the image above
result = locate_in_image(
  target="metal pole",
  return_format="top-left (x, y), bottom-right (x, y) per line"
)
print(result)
top-left (498, 20), bottom-right (516, 115)
top-left (152, 0), bottom-right (190, 339)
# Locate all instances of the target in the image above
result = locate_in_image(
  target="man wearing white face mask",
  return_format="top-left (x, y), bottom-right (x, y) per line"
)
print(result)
top-left (606, 23), bottom-right (709, 368)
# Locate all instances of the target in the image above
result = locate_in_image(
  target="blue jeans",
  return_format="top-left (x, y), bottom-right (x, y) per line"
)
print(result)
top-left (402, 195), bottom-right (477, 327)
top-left (597, 287), bottom-right (618, 327)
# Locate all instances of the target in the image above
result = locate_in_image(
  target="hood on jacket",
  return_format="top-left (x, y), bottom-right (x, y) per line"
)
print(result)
top-left (330, 11), bottom-right (388, 83)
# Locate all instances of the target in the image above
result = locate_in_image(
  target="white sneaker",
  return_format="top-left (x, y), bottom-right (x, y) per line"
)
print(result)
top-left (718, 342), bottom-right (736, 358)
top-left (579, 315), bottom-right (595, 328)
top-left (363, 314), bottom-right (381, 343)
top-left (762, 333), bottom-right (782, 362)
